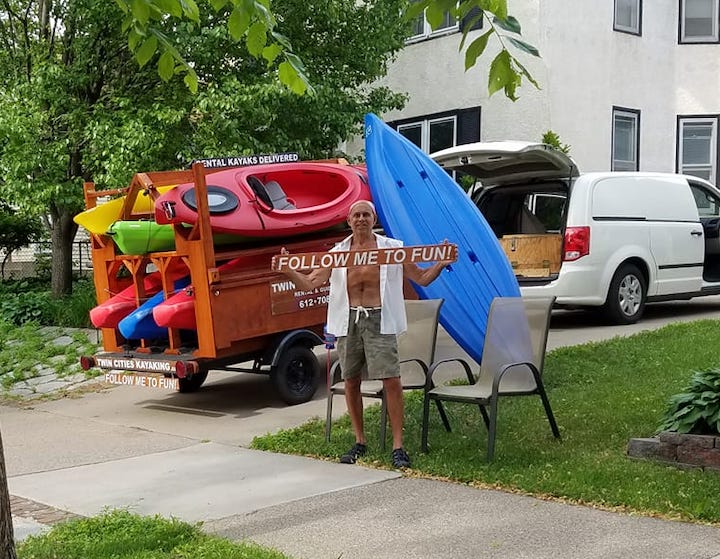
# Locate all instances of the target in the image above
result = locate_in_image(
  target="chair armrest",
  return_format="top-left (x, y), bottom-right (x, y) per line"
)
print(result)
top-left (491, 361), bottom-right (539, 394)
top-left (399, 357), bottom-right (429, 376)
top-left (329, 359), bottom-right (343, 387)
top-left (426, 357), bottom-right (475, 390)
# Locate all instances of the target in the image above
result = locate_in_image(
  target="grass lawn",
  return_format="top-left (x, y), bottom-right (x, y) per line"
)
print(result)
top-left (253, 318), bottom-right (720, 525)
top-left (18, 510), bottom-right (292, 559)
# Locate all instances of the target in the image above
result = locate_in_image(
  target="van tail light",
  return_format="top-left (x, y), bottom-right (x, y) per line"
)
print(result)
top-left (563, 226), bottom-right (590, 261)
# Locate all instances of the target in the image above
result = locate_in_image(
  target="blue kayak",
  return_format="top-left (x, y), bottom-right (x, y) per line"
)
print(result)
top-left (364, 113), bottom-right (520, 363)
top-left (118, 276), bottom-right (191, 340)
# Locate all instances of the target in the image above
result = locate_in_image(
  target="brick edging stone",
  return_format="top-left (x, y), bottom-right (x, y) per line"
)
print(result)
top-left (627, 431), bottom-right (720, 470)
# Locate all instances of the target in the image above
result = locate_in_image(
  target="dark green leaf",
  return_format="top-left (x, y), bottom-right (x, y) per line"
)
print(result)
top-left (508, 36), bottom-right (540, 57)
top-left (246, 21), bottom-right (267, 57)
top-left (493, 15), bottom-right (520, 33)
top-left (180, 0), bottom-right (200, 22)
top-left (183, 69), bottom-right (198, 93)
top-left (131, 0), bottom-right (151, 24)
top-left (136, 35), bottom-right (158, 67)
top-left (464, 29), bottom-right (493, 70)
top-left (228, 6), bottom-right (250, 41)
top-left (488, 49), bottom-right (518, 100)
top-left (158, 50), bottom-right (175, 81)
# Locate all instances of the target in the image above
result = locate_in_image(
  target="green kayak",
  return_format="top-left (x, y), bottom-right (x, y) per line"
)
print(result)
top-left (107, 221), bottom-right (247, 254)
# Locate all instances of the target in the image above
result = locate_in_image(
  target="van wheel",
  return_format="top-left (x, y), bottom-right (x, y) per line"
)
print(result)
top-left (603, 264), bottom-right (646, 324)
top-left (271, 345), bottom-right (320, 405)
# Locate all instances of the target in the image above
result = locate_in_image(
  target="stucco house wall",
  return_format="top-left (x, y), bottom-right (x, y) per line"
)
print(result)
top-left (346, 0), bottom-right (720, 180)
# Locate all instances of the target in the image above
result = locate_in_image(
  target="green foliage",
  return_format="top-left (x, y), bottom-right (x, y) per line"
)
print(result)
top-left (407, 0), bottom-right (541, 100)
top-left (0, 0), bottom-right (409, 295)
top-left (657, 368), bottom-right (720, 435)
top-left (0, 202), bottom-right (44, 279)
top-left (542, 130), bottom-right (572, 154)
top-left (0, 291), bottom-right (53, 326)
top-left (253, 319), bottom-right (720, 523)
top-left (18, 509), bottom-right (292, 558)
top-left (121, 0), bottom-right (539, 101)
top-left (0, 278), bottom-right (95, 327)
top-left (0, 320), bottom-right (99, 388)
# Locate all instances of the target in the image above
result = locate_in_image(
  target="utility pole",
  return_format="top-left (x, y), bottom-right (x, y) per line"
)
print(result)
top-left (0, 427), bottom-right (17, 559)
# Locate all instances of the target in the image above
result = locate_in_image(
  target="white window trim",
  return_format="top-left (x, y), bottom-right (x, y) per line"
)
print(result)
top-left (614, 0), bottom-right (641, 34)
top-left (612, 108), bottom-right (640, 171)
top-left (680, 0), bottom-right (719, 43)
top-left (679, 117), bottom-right (718, 184)
top-left (407, 3), bottom-right (459, 43)
top-left (398, 115), bottom-right (458, 153)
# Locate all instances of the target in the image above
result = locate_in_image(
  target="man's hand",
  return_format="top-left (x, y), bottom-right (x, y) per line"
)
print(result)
top-left (271, 247), bottom-right (290, 272)
top-left (437, 239), bottom-right (455, 267)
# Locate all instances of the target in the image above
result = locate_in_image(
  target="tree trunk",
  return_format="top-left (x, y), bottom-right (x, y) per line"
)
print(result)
top-left (50, 206), bottom-right (78, 298)
top-left (0, 427), bottom-right (17, 559)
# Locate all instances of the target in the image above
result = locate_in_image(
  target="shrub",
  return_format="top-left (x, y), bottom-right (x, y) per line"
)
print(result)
top-left (0, 278), bottom-right (95, 327)
top-left (541, 130), bottom-right (571, 154)
top-left (657, 368), bottom-right (720, 435)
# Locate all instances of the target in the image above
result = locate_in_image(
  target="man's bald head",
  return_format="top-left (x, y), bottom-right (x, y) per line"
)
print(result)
top-left (348, 200), bottom-right (376, 218)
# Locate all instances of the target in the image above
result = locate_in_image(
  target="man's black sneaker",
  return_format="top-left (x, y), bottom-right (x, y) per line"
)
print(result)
top-left (392, 447), bottom-right (411, 468)
top-left (340, 443), bottom-right (367, 464)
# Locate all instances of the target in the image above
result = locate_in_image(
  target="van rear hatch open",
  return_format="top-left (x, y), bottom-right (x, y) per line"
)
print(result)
top-left (431, 142), bottom-right (578, 282)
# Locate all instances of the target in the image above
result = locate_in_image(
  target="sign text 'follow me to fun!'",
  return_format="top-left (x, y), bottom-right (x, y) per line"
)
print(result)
top-left (273, 243), bottom-right (458, 271)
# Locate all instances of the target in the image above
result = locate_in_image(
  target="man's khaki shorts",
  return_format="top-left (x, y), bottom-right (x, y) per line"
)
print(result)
top-left (336, 308), bottom-right (400, 380)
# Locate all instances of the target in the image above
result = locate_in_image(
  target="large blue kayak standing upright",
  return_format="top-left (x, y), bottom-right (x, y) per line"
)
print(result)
top-left (363, 113), bottom-right (520, 364)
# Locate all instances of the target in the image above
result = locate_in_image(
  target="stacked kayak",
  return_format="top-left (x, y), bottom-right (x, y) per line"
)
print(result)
top-left (89, 261), bottom-right (189, 329)
top-left (154, 162), bottom-right (371, 237)
top-left (106, 221), bottom-right (250, 255)
top-left (153, 254), bottom-right (268, 330)
top-left (118, 275), bottom-right (192, 340)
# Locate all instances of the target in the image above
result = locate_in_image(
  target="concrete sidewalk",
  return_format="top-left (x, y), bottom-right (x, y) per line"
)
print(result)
top-left (8, 429), bottom-right (720, 559)
top-left (6, 380), bottom-right (720, 559)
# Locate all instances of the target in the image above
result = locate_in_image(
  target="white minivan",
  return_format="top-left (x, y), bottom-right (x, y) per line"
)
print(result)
top-left (430, 141), bottom-right (720, 324)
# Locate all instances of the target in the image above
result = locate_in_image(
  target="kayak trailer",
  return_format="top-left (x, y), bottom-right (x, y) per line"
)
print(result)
top-left (79, 161), bottom-right (348, 404)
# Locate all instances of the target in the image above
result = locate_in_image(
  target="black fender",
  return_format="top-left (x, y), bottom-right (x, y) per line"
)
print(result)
top-left (268, 329), bottom-right (323, 368)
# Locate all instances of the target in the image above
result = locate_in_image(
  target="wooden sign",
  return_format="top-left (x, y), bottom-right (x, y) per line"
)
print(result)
top-left (273, 243), bottom-right (457, 271)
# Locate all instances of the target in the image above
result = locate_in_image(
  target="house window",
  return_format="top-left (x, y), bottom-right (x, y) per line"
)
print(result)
top-left (614, 0), bottom-right (642, 34)
top-left (408, 0), bottom-right (458, 41)
top-left (391, 107), bottom-right (480, 153)
top-left (612, 107), bottom-right (640, 171)
top-left (680, 0), bottom-right (719, 42)
top-left (678, 117), bottom-right (718, 183)
top-left (398, 116), bottom-right (457, 153)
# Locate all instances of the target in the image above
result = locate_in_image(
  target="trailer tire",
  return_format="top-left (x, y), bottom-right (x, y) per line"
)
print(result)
top-left (176, 371), bottom-right (208, 393)
top-left (271, 345), bottom-right (320, 405)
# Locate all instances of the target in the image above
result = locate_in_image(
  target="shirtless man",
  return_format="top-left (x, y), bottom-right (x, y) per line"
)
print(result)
top-left (273, 200), bottom-right (449, 468)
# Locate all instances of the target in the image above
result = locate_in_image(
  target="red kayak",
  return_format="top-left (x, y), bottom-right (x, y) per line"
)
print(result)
top-left (152, 255), bottom-right (267, 330)
top-left (154, 162), bottom-right (371, 236)
top-left (89, 261), bottom-right (188, 329)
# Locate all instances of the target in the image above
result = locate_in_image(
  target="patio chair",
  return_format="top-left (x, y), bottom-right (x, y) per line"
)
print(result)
top-left (325, 298), bottom-right (451, 450)
top-left (420, 296), bottom-right (560, 462)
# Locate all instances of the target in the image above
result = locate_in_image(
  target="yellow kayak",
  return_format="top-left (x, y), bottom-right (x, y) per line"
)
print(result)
top-left (74, 186), bottom-right (175, 235)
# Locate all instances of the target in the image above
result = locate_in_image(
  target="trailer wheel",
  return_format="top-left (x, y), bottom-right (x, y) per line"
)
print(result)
top-left (271, 345), bottom-right (320, 405)
top-left (176, 371), bottom-right (208, 393)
